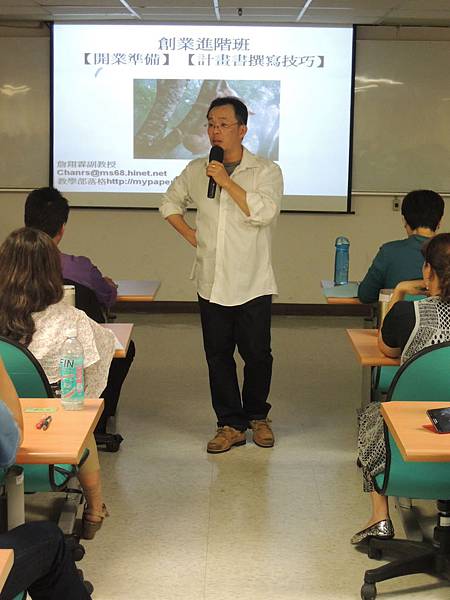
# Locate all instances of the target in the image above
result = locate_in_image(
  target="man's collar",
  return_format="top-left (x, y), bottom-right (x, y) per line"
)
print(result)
top-left (204, 147), bottom-right (257, 169)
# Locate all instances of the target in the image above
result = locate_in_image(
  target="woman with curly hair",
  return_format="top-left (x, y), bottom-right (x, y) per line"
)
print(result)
top-left (0, 227), bottom-right (115, 539)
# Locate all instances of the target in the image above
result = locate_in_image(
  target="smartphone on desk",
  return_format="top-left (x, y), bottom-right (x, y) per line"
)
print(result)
top-left (426, 407), bottom-right (450, 433)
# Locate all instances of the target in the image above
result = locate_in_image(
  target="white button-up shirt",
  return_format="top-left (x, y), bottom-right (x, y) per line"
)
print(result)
top-left (160, 148), bottom-right (283, 306)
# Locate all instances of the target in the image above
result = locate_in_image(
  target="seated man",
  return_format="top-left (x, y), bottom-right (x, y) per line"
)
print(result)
top-left (358, 189), bottom-right (444, 304)
top-left (0, 358), bottom-right (91, 600)
top-left (24, 187), bottom-right (135, 447)
top-left (25, 187), bottom-right (117, 308)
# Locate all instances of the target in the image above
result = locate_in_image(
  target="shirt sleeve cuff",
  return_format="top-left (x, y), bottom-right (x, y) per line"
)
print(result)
top-left (159, 203), bottom-right (185, 219)
top-left (244, 192), bottom-right (276, 225)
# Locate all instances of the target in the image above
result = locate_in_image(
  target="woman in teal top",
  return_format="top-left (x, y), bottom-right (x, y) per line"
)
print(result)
top-left (358, 190), bottom-right (444, 304)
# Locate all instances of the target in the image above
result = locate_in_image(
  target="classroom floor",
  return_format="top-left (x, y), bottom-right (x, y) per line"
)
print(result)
top-left (27, 313), bottom-right (450, 599)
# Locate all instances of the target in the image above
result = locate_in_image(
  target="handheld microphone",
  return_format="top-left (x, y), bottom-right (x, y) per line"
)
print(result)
top-left (207, 145), bottom-right (224, 199)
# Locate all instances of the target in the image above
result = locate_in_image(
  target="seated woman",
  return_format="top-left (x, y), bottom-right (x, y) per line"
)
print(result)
top-left (352, 232), bottom-right (450, 544)
top-left (0, 228), bottom-right (115, 540)
top-left (357, 189), bottom-right (444, 304)
top-left (0, 357), bottom-right (92, 599)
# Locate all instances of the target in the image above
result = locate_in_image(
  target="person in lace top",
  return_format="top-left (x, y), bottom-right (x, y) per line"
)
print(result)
top-left (0, 228), bottom-right (115, 539)
top-left (352, 233), bottom-right (450, 545)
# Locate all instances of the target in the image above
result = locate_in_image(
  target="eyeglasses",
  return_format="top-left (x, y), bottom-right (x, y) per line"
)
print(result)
top-left (204, 121), bottom-right (239, 132)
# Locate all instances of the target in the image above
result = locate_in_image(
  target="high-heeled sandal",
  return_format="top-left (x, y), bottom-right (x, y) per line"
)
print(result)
top-left (82, 503), bottom-right (109, 540)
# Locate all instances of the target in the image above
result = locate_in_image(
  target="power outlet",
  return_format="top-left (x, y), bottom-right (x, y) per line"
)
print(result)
top-left (392, 197), bottom-right (400, 211)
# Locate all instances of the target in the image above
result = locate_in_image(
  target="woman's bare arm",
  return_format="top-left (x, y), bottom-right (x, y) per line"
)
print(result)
top-left (0, 358), bottom-right (23, 443)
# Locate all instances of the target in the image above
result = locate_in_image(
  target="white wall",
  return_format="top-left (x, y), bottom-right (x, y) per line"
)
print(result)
top-left (2, 191), bottom-right (449, 303)
top-left (2, 24), bottom-right (450, 304)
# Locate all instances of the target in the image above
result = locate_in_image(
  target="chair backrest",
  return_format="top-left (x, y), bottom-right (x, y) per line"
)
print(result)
top-left (0, 336), bottom-right (53, 398)
top-left (386, 341), bottom-right (450, 402)
top-left (376, 341), bottom-right (450, 499)
top-left (0, 337), bottom-right (77, 493)
top-left (63, 278), bottom-right (106, 324)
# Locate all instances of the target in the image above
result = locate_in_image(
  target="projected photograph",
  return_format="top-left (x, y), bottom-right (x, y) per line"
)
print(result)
top-left (133, 79), bottom-right (280, 160)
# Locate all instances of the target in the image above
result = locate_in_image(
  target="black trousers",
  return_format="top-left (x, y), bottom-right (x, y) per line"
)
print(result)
top-left (96, 340), bottom-right (135, 433)
top-left (0, 522), bottom-right (90, 600)
top-left (198, 294), bottom-right (273, 431)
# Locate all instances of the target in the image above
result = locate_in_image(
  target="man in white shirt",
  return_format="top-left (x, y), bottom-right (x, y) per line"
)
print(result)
top-left (160, 96), bottom-right (283, 453)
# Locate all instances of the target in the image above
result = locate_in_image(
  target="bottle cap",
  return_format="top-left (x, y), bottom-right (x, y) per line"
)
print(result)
top-left (64, 328), bottom-right (77, 338)
top-left (335, 236), bottom-right (350, 246)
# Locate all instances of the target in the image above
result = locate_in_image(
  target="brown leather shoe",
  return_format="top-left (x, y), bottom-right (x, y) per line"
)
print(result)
top-left (207, 426), bottom-right (246, 454)
top-left (250, 419), bottom-right (274, 447)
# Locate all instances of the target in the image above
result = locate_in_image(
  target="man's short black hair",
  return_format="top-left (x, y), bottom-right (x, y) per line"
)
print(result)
top-left (24, 187), bottom-right (69, 238)
top-left (401, 189), bottom-right (445, 232)
top-left (207, 96), bottom-right (248, 125)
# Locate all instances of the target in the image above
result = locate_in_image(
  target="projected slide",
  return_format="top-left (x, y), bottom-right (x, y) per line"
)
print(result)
top-left (52, 24), bottom-right (354, 211)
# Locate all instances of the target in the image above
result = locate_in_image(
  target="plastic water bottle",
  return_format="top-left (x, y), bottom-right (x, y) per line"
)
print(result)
top-left (59, 328), bottom-right (84, 410)
top-left (334, 236), bottom-right (350, 285)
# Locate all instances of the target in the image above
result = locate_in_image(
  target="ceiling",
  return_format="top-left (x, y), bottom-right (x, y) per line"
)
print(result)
top-left (0, 0), bottom-right (450, 26)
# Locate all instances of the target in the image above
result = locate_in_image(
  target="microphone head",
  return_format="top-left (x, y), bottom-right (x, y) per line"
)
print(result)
top-left (209, 145), bottom-right (224, 163)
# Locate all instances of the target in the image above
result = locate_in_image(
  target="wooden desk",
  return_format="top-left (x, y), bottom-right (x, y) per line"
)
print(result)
top-left (381, 401), bottom-right (450, 462)
top-left (347, 329), bottom-right (400, 367)
top-left (327, 296), bottom-right (362, 305)
top-left (321, 280), bottom-right (360, 304)
top-left (0, 549), bottom-right (13, 592)
top-left (116, 280), bottom-right (160, 302)
top-left (17, 398), bottom-right (103, 465)
top-left (101, 323), bottom-right (133, 359)
top-left (6, 398), bottom-right (103, 530)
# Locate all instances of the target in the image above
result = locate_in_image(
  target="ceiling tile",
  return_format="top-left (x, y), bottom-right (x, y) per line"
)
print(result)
top-left (135, 0), bottom-right (212, 6)
top-left (0, 1), bottom-right (42, 5)
top-left (38, 0), bottom-right (124, 5)
top-left (0, 6), bottom-right (51, 17)
top-left (312, 0), bottom-right (396, 7)
top-left (0, 0), bottom-right (449, 25)
top-left (399, 0), bottom-right (450, 8)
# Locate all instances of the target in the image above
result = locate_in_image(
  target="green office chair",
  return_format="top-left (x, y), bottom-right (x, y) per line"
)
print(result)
top-left (0, 336), bottom-right (87, 562)
top-left (360, 341), bottom-right (450, 599)
top-left (0, 336), bottom-right (80, 493)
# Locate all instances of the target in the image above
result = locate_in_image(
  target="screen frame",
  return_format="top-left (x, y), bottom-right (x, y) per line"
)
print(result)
top-left (49, 21), bottom-right (356, 215)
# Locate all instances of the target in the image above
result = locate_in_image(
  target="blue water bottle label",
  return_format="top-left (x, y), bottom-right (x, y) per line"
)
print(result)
top-left (60, 356), bottom-right (84, 403)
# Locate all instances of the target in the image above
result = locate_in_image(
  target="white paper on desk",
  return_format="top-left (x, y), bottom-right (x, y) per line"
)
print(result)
top-left (110, 332), bottom-right (124, 351)
top-left (321, 280), bottom-right (335, 289)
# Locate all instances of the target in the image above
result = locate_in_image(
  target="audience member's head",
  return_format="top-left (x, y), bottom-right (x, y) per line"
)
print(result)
top-left (401, 189), bottom-right (445, 233)
top-left (24, 187), bottom-right (69, 242)
top-left (0, 228), bottom-right (63, 345)
top-left (421, 233), bottom-right (450, 302)
top-left (207, 96), bottom-right (248, 126)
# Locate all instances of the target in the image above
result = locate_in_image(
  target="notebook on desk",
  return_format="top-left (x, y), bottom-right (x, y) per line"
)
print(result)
top-left (321, 280), bottom-right (359, 298)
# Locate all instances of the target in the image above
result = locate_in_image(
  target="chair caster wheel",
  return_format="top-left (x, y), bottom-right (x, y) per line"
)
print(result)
top-left (106, 434), bottom-right (123, 452)
top-left (72, 542), bottom-right (85, 561)
top-left (66, 535), bottom-right (85, 561)
top-left (368, 545), bottom-right (383, 560)
top-left (95, 432), bottom-right (123, 452)
top-left (77, 569), bottom-right (94, 594)
top-left (361, 582), bottom-right (377, 600)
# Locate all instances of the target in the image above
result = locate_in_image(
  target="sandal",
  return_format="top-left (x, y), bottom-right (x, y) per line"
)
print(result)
top-left (82, 503), bottom-right (109, 540)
